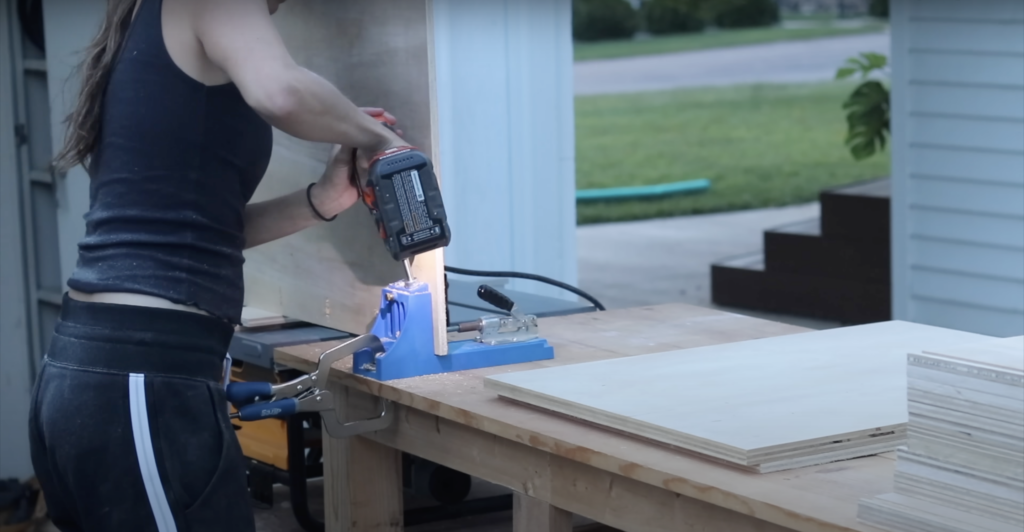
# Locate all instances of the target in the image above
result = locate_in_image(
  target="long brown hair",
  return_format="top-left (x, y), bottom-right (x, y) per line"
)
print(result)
top-left (52, 0), bottom-right (138, 175)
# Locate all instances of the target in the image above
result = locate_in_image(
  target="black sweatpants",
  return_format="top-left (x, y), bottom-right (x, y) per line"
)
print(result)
top-left (29, 295), bottom-right (255, 532)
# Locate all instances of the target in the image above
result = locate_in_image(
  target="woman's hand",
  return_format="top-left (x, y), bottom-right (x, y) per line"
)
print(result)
top-left (358, 106), bottom-right (407, 151)
top-left (308, 107), bottom-right (401, 218)
top-left (309, 144), bottom-right (360, 219)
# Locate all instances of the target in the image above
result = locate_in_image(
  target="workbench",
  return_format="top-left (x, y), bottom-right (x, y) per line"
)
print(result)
top-left (276, 303), bottom-right (895, 532)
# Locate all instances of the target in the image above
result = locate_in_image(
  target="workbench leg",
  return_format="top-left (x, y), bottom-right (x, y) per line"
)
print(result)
top-left (513, 492), bottom-right (573, 532)
top-left (323, 382), bottom-right (403, 531)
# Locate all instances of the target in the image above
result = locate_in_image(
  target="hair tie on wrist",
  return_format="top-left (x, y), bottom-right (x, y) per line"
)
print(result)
top-left (307, 183), bottom-right (337, 222)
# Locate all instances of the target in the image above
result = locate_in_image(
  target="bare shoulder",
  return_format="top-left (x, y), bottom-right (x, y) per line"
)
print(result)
top-left (161, 0), bottom-right (231, 85)
top-left (187, 0), bottom-right (296, 80)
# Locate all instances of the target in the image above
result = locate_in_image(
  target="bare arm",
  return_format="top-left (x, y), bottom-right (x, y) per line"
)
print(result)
top-left (189, 0), bottom-right (403, 152)
top-left (243, 145), bottom-right (362, 249)
top-left (185, 0), bottom-right (400, 248)
top-left (241, 184), bottom-right (340, 249)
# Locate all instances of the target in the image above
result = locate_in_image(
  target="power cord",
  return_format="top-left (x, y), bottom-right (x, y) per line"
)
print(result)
top-left (444, 266), bottom-right (606, 312)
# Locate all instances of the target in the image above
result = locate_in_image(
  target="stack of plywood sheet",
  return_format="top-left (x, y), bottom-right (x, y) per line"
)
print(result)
top-left (858, 336), bottom-right (1024, 532)
top-left (484, 321), bottom-right (990, 473)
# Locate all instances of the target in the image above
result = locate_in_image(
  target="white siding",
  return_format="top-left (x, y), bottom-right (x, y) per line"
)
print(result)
top-left (891, 0), bottom-right (1024, 336)
top-left (433, 0), bottom-right (578, 299)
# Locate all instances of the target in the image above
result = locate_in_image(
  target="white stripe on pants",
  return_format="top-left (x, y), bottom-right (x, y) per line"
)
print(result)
top-left (129, 373), bottom-right (178, 532)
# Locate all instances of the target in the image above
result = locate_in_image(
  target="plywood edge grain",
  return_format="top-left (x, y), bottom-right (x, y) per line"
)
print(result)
top-left (483, 376), bottom-right (753, 464)
top-left (922, 336), bottom-right (1024, 374)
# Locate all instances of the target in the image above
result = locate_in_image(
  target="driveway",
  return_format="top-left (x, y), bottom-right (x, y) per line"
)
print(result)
top-left (575, 32), bottom-right (890, 95)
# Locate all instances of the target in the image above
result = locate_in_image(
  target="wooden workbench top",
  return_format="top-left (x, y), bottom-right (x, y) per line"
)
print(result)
top-left (276, 303), bottom-right (893, 532)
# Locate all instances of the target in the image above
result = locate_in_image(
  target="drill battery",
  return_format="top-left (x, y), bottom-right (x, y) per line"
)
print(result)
top-left (358, 146), bottom-right (451, 262)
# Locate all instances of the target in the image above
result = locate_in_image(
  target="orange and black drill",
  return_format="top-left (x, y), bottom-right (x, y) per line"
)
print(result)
top-left (350, 117), bottom-right (451, 269)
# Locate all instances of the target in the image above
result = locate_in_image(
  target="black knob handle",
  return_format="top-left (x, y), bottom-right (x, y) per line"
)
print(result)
top-left (477, 285), bottom-right (515, 313)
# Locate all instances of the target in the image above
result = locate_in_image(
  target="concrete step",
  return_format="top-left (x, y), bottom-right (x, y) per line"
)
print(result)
top-left (710, 252), bottom-right (891, 324)
top-left (819, 177), bottom-right (890, 242)
top-left (763, 217), bottom-right (890, 283)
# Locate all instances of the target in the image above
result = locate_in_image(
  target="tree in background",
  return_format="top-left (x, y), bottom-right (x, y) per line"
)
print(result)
top-left (836, 52), bottom-right (890, 160)
top-left (641, 0), bottom-right (781, 35)
top-left (572, 0), bottom-right (784, 43)
top-left (573, 0), bottom-right (641, 41)
top-left (869, 0), bottom-right (889, 18)
top-left (642, 0), bottom-right (706, 34)
top-left (713, 0), bottom-right (780, 29)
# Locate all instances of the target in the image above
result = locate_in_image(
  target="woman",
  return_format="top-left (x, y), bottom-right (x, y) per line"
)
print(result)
top-left (29, 0), bottom-right (405, 530)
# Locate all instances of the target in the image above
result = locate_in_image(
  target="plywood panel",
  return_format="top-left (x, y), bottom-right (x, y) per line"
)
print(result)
top-left (858, 492), bottom-right (1020, 532)
top-left (921, 336), bottom-right (1024, 373)
top-left (483, 321), bottom-right (991, 472)
top-left (241, 0), bottom-right (448, 354)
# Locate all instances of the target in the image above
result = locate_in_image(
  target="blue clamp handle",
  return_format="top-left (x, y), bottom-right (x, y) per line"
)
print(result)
top-left (226, 381), bottom-right (273, 407)
top-left (235, 398), bottom-right (299, 422)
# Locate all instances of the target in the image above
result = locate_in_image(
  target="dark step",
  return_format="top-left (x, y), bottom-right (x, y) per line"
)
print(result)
top-left (820, 177), bottom-right (890, 242)
top-left (763, 218), bottom-right (890, 283)
top-left (710, 252), bottom-right (891, 324)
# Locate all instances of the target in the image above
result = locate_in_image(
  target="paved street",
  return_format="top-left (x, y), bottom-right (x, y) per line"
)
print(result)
top-left (575, 32), bottom-right (890, 95)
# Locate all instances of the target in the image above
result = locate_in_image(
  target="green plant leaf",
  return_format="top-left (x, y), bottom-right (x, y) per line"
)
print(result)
top-left (860, 52), bottom-right (888, 70)
top-left (840, 77), bottom-right (890, 161)
top-left (835, 66), bottom-right (858, 80)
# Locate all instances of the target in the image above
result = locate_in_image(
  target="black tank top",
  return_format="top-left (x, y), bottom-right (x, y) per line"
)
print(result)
top-left (66, 0), bottom-right (273, 324)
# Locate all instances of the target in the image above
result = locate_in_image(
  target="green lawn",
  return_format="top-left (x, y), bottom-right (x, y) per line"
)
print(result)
top-left (574, 82), bottom-right (891, 225)
top-left (574, 23), bottom-right (888, 62)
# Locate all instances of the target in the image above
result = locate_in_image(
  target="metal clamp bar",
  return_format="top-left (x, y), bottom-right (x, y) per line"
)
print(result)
top-left (311, 393), bottom-right (395, 439)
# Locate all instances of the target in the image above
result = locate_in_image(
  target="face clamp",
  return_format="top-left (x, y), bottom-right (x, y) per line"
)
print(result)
top-left (227, 334), bottom-right (394, 439)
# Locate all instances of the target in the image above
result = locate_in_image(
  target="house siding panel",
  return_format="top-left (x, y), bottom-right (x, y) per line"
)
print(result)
top-left (908, 52), bottom-right (1023, 87)
top-left (908, 115), bottom-right (1024, 153)
top-left (910, 239), bottom-right (1024, 281)
top-left (908, 146), bottom-right (1024, 186)
top-left (910, 209), bottom-right (1023, 255)
top-left (913, 300), bottom-right (1024, 337)
top-left (908, 0), bottom-right (1024, 22)
top-left (908, 84), bottom-right (1024, 120)
top-left (433, 0), bottom-right (577, 298)
top-left (892, 0), bottom-right (1024, 336)
top-left (910, 269), bottom-right (1024, 313)
top-left (909, 20), bottom-right (1024, 54)
top-left (908, 177), bottom-right (1024, 218)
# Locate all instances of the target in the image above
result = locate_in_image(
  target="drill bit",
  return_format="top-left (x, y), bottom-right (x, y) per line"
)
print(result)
top-left (403, 258), bottom-right (414, 282)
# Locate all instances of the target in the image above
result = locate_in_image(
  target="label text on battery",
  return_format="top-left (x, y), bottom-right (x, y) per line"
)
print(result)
top-left (411, 169), bottom-right (425, 202)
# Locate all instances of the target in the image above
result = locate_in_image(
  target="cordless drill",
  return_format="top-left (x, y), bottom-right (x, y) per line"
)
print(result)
top-left (351, 117), bottom-right (451, 266)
